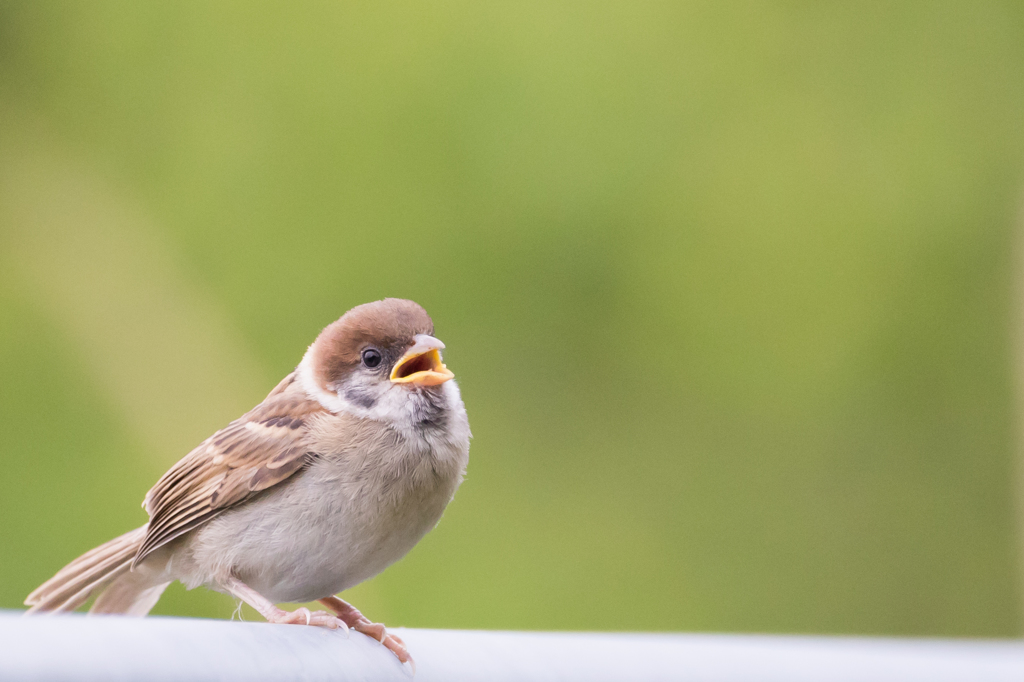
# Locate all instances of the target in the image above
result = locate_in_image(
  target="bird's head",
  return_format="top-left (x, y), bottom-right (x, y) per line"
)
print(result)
top-left (299, 298), bottom-right (457, 423)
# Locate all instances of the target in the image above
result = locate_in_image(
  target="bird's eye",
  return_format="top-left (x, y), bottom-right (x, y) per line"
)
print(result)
top-left (361, 348), bottom-right (382, 369)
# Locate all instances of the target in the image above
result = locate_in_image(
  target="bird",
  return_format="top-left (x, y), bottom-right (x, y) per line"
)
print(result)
top-left (25, 298), bottom-right (471, 670)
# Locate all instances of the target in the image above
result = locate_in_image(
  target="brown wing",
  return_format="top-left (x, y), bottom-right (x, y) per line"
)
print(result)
top-left (133, 373), bottom-right (327, 566)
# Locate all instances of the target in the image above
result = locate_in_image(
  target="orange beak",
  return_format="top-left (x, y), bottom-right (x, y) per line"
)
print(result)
top-left (390, 334), bottom-right (455, 387)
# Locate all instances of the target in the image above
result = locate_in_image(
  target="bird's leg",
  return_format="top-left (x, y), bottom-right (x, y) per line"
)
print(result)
top-left (223, 576), bottom-right (346, 631)
top-left (319, 595), bottom-right (411, 667)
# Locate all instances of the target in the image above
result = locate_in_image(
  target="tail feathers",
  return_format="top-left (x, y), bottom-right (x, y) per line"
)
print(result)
top-left (25, 526), bottom-right (147, 614)
top-left (90, 572), bottom-right (170, 616)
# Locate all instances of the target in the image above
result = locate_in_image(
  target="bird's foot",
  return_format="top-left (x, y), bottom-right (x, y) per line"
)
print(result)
top-left (266, 606), bottom-right (347, 630)
top-left (319, 596), bottom-right (413, 672)
top-left (222, 576), bottom-right (347, 632)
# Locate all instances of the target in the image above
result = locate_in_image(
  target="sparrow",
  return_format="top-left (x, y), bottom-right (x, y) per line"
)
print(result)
top-left (25, 298), bottom-right (471, 670)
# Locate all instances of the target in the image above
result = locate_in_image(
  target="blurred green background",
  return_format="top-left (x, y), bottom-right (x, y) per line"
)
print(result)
top-left (1, 2), bottom-right (1024, 637)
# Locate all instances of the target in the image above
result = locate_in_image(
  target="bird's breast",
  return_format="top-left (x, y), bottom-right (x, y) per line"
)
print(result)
top-left (183, 403), bottom-right (470, 603)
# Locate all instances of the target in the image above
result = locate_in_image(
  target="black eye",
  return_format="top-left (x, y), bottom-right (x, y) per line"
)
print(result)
top-left (361, 348), bottom-right (382, 368)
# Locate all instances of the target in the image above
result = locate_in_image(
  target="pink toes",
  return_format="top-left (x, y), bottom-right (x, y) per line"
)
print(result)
top-left (354, 621), bottom-right (412, 666)
top-left (269, 607), bottom-right (345, 630)
top-left (318, 596), bottom-right (413, 668)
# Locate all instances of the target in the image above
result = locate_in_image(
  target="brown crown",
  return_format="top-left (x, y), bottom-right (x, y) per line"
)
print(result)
top-left (309, 298), bottom-right (434, 390)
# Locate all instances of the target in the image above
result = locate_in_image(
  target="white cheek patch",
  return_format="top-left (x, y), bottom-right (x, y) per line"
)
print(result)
top-left (296, 350), bottom-right (351, 415)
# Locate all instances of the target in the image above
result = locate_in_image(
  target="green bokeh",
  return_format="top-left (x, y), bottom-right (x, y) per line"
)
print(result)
top-left (1, 2), bottom-right (1023, 636)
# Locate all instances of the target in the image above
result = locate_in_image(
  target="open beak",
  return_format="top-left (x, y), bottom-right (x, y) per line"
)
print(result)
top-left (390, 334), bottom-right (455, 387)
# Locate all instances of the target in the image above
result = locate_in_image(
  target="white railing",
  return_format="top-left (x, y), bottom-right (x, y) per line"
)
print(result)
top-left (2, 611), bottom-right (1023, 681)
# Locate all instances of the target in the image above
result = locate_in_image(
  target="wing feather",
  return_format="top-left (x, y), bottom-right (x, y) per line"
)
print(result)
top-left (133, 373), bottom-right (326, 567)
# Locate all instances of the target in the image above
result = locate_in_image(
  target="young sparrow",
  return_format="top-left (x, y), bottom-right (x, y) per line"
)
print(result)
top-left (25, 298), bottom-right (471, 668)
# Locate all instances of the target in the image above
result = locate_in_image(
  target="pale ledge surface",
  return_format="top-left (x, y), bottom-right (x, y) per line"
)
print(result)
top-left (2, 611), bottom-right (1024, 681)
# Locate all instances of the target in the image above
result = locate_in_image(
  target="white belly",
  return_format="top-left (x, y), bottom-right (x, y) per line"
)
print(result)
top-left (175, 409), bottom-right (469, 603)
top-left (225, 468), bottom-right (452, 602)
